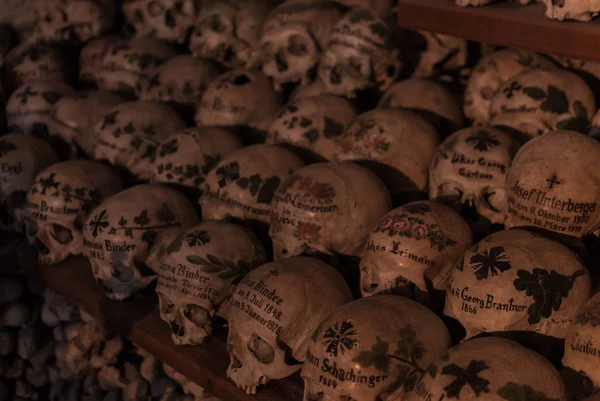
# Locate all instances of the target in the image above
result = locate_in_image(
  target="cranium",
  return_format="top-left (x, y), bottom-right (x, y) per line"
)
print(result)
top-left (505, 130), bottom-right (600, 248)
top-left (79, 36), bottom-right (120, 89)
top-left (445, 229), bottom-right (591, 339)
top-left (269, 161), bottom-right (391, 259)
top-left (189, 0), bottom-right (272, 69)
top-left (200, 144), bottom-right (304, 225)
top-left (24, 160), bottom-right (123, 265)
top-left (226, 256), bottom-right (352, 394)
top-left (360, 201), bottom-right (472, 298)
top-left (4, 44), bottom-right (70, 93)
top-left (156, 220), bottom-right (267, 345)
top-left (303, 295), bottom-right (451, 401)
top-left (123, 0), bottom-right (200, 43)
top-left (541, 0), bottom-right (600, 21)
top-left (289, 77), bottom-right (328, 101)
top-left (82, 184), bottom-right (199, 300)
top-left (260, 0), bottom-right (342, 90)
top-left (319, 8), bottom-right (400, 98)
top-left (407, 337), bottom-right (566, 401)
top-left (0, 134), bottom-right (58, 233)
top-left (92, 101), bottom-right (186, 180)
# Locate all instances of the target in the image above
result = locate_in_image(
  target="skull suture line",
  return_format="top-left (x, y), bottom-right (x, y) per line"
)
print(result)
top-left (82, 184), bottom-right (198, 300)
top-left (157, 220), bottom-right (267, 345)
top-left (123, 0), bottom-right (200, 43)
top-left (226, 256), bottom-right (352, 394)
top-left (4, 44), bottom-right (69, 93)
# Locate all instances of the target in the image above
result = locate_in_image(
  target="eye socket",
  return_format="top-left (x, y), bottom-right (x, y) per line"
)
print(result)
top-left (348, 57), bottom-right (368, 79)
top-left (247, 334), bottom-right (275, 364)
top-left (207, 14), bottom-right (228, 33)
top-left (287, 34), bottom-right (309, 56)
top-left (482, 188), bottom-right (506, 213)
top-left (436, 183), bottom-right (464, 205)
top-left (183, 305), bottom-right (209, 325)
top-left (148, 1), bottom-right (165, 17)
top-left (51, 224), bottom-right (74, 245)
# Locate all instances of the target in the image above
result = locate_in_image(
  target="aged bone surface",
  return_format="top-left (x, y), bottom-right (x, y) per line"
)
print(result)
top-left (123, 0), bottom-right (200, 43)
top-left (541, 0), bottom-right (600, 21)
top-left (4, 44), bottom-right (70, 92)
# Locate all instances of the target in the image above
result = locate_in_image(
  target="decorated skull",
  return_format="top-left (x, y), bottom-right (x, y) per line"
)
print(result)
top-left (79, 36), bottom-right (120, 89)
top-left (505, 131), bottom-right (600, 247)
top-left (226, 256), bottom-right (352, 394)
top-left (541, 0), bottom-right (599, 21)
top-left (189, 0), bottom-right (272, 69)
top-left (429, 127), bottom-right (521, 227)
top-left (152, 126), bottom-right (242, 189)
top-left (0, 134), bottom-right (58, 233)
top-left (199, 144), bottom-right (304, 225)
top-left (96, 37), bottom-right (176, 98)
top-left (289, 77), bottom-right (328, 101)
top-left (92, 101), bottom-right (186, 180)
top-left (303, 295), bottom-right (451, 401)
top-left (260, 0), bottom-right (342, 90)
top-left (24, 160), bottom-right (123, 265)
top-left (123, 0), bottom-right (200, 43)
top-left (464, 50), bottom-right (556, 125)
top-left (82, 184), bottom-right (198, 300)
top-left (445, 229), bottom-right (591, 339)
top-left (195, 69), bottom-right (280, 132)
top-left (318, 8), bottom-right (400, 98)
top-left (360, 201), bottom-right (472, 299)
top-left (269, 161), bottom-right (391, 259)
top-left (407, 337), bottom-right (566, 401)
top-left (489, 69), bottom-right (596, 138)
top-left (156, 220), bottom-right (267, 345)
top-left (4, 44), bottom-right (70, 92)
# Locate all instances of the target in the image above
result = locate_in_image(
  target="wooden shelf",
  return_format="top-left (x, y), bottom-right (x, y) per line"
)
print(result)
top-left (396, 0), bottom-right (600, 62)
top-left (26, 256), bottom-right (303, 401)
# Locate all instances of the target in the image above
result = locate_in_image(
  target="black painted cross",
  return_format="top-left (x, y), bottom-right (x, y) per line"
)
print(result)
top-left (546, 175), bottom-right (561, 189)
top-left (16, 87), bottom-right (38, 105)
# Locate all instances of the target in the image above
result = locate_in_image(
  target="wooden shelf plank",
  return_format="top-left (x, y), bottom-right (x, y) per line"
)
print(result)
top-left (396, 0), bottom-right (600, 62)
top-left (29, 256), bottom-right (303, 401)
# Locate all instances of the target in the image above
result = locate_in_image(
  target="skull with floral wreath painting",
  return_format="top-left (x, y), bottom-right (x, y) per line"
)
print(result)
top-left (303, 295), bottom-right (451, 401)
top-left (157, 220), bottom-right (267, 345)
top-left (79, 37), bottom-right (120, 89)
top-left (25, 160), bottom-right (123, 265)
top-left (227, 256), bottom-right (352, 394)
top-left (445, 229), bottom-right (591, 339)
top-left (83, 184), bottom-right (198, 300)
top-left (123, 0), bottom-right (200, 43)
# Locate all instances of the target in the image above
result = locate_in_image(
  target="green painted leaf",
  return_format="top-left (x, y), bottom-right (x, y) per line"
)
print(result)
top-left (540, 85), bottom-right (569, 114)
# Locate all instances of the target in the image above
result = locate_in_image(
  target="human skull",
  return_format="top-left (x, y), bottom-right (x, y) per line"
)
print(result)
top-left (200, 144), bottom-right (304, 225)
top-left (123, 0), bottom-right (200, 43)
top-left (24, 160), bottom-right (123, 265)
top-left (189, 0), bottom-right (272, 69)
top-left (0, 134), bottom-right (58, 233)
top-left (377, 78), bottom-right (464, 138)
top-left (152, 126), bottom-right (242, 189)
top-left (360, 201), bottom-right (472, 298)
top-left (505, 130), bottom-right (600, 247)
top-left (195, 69), bottom-right (280, 132)
top-left (79, 36), bottom-right (120, 89)
top-left (96, 38), bottom-right (176, 98)
top-left (269, 161), bottom-right (391, 259)
top-left (92, 101), bottom-right (186, 180)
top-left (226, 256), bottom-right (352, 394)
top-left (289, 77), bottom-right (328, 101)
top-left (464, 50), bottom-right (557, 125)
top-left (489, 69), bottom-right (596, 138)
top-left (429, 127), bottom-right (521, 227)
top-left (4, 44), bottom-right (70, 92)
top-left (156, 220), bottom-right (267, 345)
top-left (407, 30), bottom-right (469, 82)
top-left (541, 0), bottom-right (600, 21)
top-left (260, 0), bottom-right (342, 90)
top-left (445, 229), bottom-right (591, 339)
top-left (82, 184), bottom-right (198, 300)
top-left (406, 337), bottom-right (566, 401)
top-left (303, 295), bottom-right (451, 401)
top-left (319, 8), bottom-right (400, 98)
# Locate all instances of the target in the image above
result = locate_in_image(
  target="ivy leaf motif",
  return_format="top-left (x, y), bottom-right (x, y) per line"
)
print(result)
top-left (470, 246), bottom-right (512, 280)
top-left (118, 216), bottom-right (127, 227)
top-left (236, 177), bottom-right (249, 189)
top-left (540, 85), bottom-right (569, 114)
top-left (442, 360), bottom-right (490, 399)
top-left (522, 87), bottom-right (546, 100)
top-left (156, 203), bottom-right (175, 224)
top-left (141, 230), bottom-right (156, 244)
top-left (353, 337), bottom-right (391, 373)
top-left (257, 177), bottom-right (281, 204)
top-left (166, 237), bottom-right (183, 255)
top-left (248, 174), bottom-right (263, 197)
top-left (497, 382), bottom-right (559, 401)
top-left (133, 210), bottom-right (150, 226)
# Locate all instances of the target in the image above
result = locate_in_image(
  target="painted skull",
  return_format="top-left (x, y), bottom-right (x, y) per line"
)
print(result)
top-left (505, 130), bottom-right (600, 247)
top-left (189, 0), bottom-right (272, 69)
top-left (407, 337), bottom-right (566, 401)
top-left (195, 69), bottom-right (280, 132)
top-left (123, 0), bottom-right (200, 43)
top-left (226, 256), bottom-right (352, 394)
top-left (200, 145), bottom-right (304, 225)
top-left (156, 220), bottom-right (267, 345)
top-left (82, 184), bottom-right (198, 300)
top-left (429, 127), bottom-right (521, 227)
top-left (489, 69), bottom-right (596, 138)
top-left (260, 0), bottom-right (342, 90)
top-left (541, 0), bottom-right (600, 21)
top-left (464, 49), bottom-right (556, 125)
top-left (445, 229), bottom-right (591, 339)
top-left (303, 295), bottom-right (451, 401)
top-left (360, 201), bottom-right (472, 298)
top-left (289, 77), bottom-right (328, 101)
top-left (319, 8), bottom-right (400, 98)
top-left (269, 162), bottom-right (391, 259)
top-left (79, 36), bottom-right (120, 89)
top-left (24, 160), bottom-right (123, 265)
top-left (92, 101), bottom-right (186, 180)
top-left (4, 44), bottom-right (70, 92)
top-left (0, 134), bottom-right (58, 233)
top-left (152, 126), bottom-right (242, 189)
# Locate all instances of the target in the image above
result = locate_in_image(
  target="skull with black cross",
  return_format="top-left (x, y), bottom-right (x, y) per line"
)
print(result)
top-left (4, 43), bottom-right (70, 93)
top-left (82, 184), bottom-right (198, 300)
top-left (123, 0), bottom-right (200, 43)
top-left (25, 160), bottom-right (123, 265)
top-left (79, 36), bottom-right (120, 89)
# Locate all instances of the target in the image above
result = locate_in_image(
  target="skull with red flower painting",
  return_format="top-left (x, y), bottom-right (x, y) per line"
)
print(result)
top-left (123, 0), bottom-right (200, 43)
